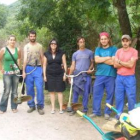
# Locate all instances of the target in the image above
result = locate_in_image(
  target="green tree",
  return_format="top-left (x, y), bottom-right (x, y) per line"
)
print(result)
top-left (18, 0), bottom-right (114, 62)
top-left (0, 4), bottom-right (8, 29)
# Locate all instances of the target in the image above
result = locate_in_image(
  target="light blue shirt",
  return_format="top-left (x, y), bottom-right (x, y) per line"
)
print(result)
top-left (95, 46), bottom-right (117, 77)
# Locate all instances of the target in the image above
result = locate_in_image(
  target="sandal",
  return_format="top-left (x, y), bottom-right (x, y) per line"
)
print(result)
top-left (12, 109), bottom-right (18, 113)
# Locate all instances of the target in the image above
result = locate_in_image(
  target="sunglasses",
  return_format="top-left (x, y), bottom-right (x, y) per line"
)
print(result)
top-left (51, 43), bottom-right (57, 45)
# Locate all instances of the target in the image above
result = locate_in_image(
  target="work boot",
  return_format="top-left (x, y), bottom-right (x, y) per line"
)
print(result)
top-left (89, 113), bottom-right (98, 118)
top-left (104, 114), bottom-right (110, 120)
top-left (37, 107), bottom-right (44, 115)
top-left (69, 110), bottom-right (76, 116)
top-left (27, 107), bottom-right (36, 113)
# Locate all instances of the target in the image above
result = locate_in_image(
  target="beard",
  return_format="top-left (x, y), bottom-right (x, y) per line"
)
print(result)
top-left (30, 39), bottom-right (36, 43)
top-left (79, 44), bottom-right (85, 49)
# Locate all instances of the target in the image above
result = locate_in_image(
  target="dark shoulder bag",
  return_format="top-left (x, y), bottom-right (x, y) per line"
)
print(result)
top-left (6, 47), bottom-right (23, 83)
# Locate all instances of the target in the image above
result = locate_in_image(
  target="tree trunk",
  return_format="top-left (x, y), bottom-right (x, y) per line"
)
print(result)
top-left (136, 27), bottom-right (140, 55)
top-left (135, 28), bottom-right (140, 102)
top-left (113, 0), bottom-right (132, 36)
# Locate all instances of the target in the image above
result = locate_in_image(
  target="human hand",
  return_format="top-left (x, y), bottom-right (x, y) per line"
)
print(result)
top-left (1, 69), bottom-right (4, 74)
top-left (63, 75), bottom-right (66, 81)
top-left (117, 59), bottom-right (121, 64)
top-left (44, 76), bottom-right (47, 82)
top-left (106, 56), bottom-right (112, 60)
top-left (87, 69), bottom-right (93, 74)
top-left (68, 77), bottom-right (71, 84)
top-left (22, 71), bottom-right (26, 79)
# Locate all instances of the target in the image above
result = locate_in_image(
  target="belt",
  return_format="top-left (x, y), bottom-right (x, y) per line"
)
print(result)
top-left (27, 65), bottom-right (41, 67)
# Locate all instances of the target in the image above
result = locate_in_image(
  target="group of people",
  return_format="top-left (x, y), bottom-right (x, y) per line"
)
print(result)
top-left (90, 33), bottom-right (138, 120)
top-left (0, 30), bottom-right (138, 120)
top-left (0, 30), bottom-right (67, 115)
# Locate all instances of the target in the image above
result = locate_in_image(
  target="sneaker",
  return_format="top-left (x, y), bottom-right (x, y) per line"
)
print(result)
top-left (27, 107), bottom-right (36, 113)
top-left (0, 110), bottom-right (5, 114)
top-left (51, 110), bottom-right (55, 114)
top-left (69, 111), bottom-right (76, 116)
top-left (89, 113), bottom-right (97, 118)
top-left (104, 114), bottom-right (110, 120)
top-left (37, 108), bottom-right (44, 115)
top-left (12, 109), bottom-right (18, 113)
top-left (59, 110), bottom-right (64, 114)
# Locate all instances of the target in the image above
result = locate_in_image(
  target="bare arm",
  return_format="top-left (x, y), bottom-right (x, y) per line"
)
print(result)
top-left (22, 46), bottom-right (27, 78)
top-left (104, 56), bottom-right (115, 65)
top-left (119, 58), bottom-right (137, 68)
top-left (69, 61), bottom-right (76, 75)
top-left (89, 59), bottom-right (94, 70)
top-left (62, 54), bottom-right (67, 73)
top-left (17, 47), bottom-right (21, 69)
top-left (62, 54), bottom-right (67, 81)
top-left (87, 59), bottom-right (94, 74)
top-left (114, 58), bottom-right (122, 68)
top-left (95, 56), bottom-right (112, 63)
top-left (0, 48), bottom-right (5, 60)
top-left (0, 48), bottom-right (5, 73)
top-left (40, 47), bottom-right (44, 66)
top-left (43, 56), bottom-right (47, 81)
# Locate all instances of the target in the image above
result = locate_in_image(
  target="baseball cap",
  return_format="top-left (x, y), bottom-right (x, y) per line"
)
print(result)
top-left (121, 35), bottom-right (131, 40)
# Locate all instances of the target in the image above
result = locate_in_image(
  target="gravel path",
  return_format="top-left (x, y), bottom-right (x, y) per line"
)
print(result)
top-left (0, 80), bottom-right (103, 140)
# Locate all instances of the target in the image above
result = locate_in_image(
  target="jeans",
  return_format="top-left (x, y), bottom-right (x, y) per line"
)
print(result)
top-left (25, 66), bottom-right (44, 108)
top-left (0, 74), bottom-right (19, 112)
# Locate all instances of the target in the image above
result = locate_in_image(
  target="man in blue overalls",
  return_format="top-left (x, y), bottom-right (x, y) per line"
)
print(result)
top-left (90, 32), bottom-right (117, 120)
top-left (114, 35), bottom-right (138, 118)
top-left (69, 36), bottom-right (94, 114)
top-left (22, 30), bottom-right (44, 115)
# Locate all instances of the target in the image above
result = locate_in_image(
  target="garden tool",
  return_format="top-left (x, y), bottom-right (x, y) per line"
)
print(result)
top-left (63, 69), bottom-right (94, 112)
top-left (106, 103), bottom-right (140, 140)
top-left (77, 110), bottom-right (124, 140)
top-left (13, 78), bottom-right (32, 104)
top-left (13, 65), bottom-right (37, 104)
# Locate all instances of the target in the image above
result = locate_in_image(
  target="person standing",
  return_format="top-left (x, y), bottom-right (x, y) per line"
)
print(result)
top-left (70, 37), bottom-right (94, 114)
top-left (22, 30), bottom-right (44, 115)
top-left (90, 32), bottom-right (117, 120)
top-left (0, 35), bottom-right (21, 114)
top-left (114, 35), bottom-right (138, 118)
top-left (43, 39), bottom-right (67, 114)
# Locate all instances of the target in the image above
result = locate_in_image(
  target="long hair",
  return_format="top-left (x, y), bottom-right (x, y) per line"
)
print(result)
top-left (7, 35), bottom-right (16, 45)
top-left (48, 38), bottom-right (60, 53)
top-left (98, 37), bottom-right (113, 47)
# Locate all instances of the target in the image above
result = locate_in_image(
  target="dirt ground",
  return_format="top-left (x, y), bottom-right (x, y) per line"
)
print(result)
top-left (0, 80), bottom-right (108, 140)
